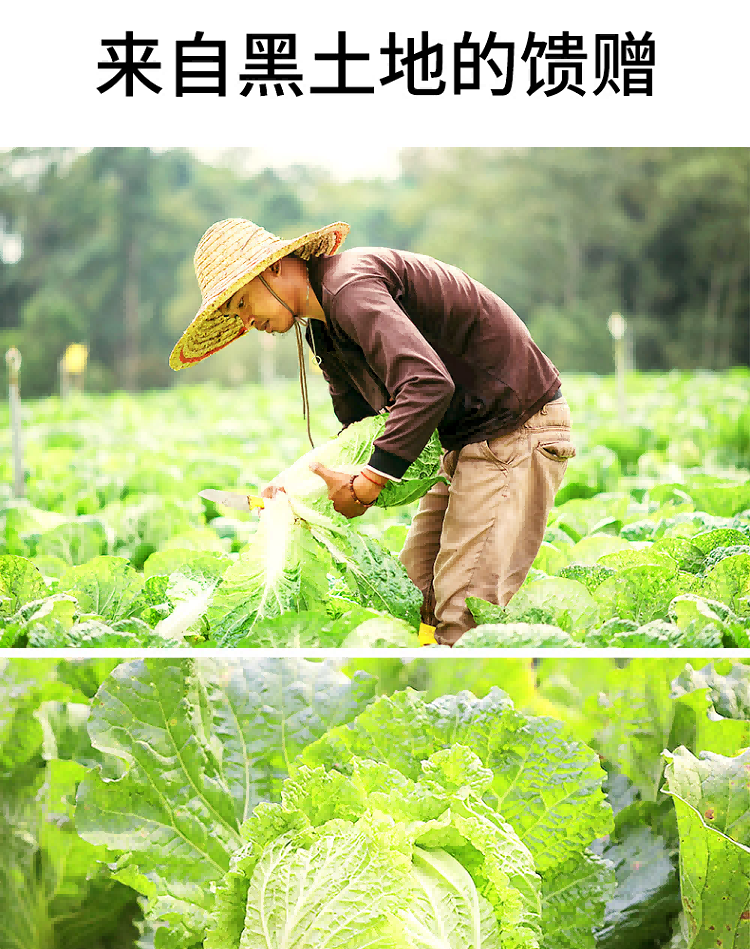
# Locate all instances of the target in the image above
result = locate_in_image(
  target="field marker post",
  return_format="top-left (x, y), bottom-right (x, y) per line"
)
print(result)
top-left (5, 347), bottom-right (24, 497)
top-left (608, 312), bottom-right (627, 423)
top-left (60, 342), bottom-right (88, 397)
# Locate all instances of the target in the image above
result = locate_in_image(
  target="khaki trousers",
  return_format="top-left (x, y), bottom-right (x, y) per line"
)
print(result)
top-left (399, 398), bottom-right (575, 645)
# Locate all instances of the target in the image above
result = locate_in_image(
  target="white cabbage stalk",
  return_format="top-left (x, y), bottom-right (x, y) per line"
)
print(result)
top-left (153, 590), bottom-right (212, 641)
top-left (257, 493), bottom-right (298, 593)
top-left (271, 454), bottom-right (361, 530)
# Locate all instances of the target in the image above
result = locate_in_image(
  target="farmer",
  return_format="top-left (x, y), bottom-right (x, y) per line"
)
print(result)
top-left (170, 218), bottom-right (575, 645)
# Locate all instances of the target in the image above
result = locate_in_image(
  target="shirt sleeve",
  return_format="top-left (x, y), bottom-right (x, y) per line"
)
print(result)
top-left (329, 277), bottom-right (455, 478)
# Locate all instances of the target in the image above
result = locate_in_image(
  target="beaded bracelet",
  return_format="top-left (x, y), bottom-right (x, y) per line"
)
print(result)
top-left (349, 474), bottom-right (375, 507)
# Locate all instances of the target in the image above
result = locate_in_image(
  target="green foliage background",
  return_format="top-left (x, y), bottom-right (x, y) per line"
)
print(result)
top-left (2, 371), bottom-right (750, 649)
top-left (0, 147), bottom-right (747, 396)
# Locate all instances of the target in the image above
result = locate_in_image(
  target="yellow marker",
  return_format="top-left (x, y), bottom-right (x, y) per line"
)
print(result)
top-left (63, 343), bottom-right (88, 375)
top-left (418, 623), bottom-right (436, 646)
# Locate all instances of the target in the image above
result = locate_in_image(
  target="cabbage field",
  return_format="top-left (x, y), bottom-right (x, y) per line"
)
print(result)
top-left (2, 369), bottom-right (750, 648)
top-left (2, 655), bottom-right (748, 948)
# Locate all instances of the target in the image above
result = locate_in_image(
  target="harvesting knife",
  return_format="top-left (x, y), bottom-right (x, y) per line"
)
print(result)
top-left (199, 489), bottom-right (265, 511)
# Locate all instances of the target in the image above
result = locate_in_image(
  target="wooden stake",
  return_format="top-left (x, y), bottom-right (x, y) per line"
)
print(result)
top-left (5, 347), bottom-right (24, 497)
top-left (608, 313), bottom-right (627, 424)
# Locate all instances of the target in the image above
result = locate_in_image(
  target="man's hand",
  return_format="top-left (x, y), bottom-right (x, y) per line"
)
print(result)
top-left (260, 482), bottom-right (286, 500)
top-left (309, 462), bottom-right (385, 519)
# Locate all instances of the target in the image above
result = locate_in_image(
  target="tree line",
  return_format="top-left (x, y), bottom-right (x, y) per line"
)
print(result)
top-left (0, 146), bottom-right (747, 397)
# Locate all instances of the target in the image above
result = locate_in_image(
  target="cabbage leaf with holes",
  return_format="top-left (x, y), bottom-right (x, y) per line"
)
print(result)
top-left (662, 746), bottom-right (750, 946)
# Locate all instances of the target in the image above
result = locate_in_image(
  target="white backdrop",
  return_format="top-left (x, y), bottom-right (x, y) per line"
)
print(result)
top-left (1, 0), bottom-right (746, 146)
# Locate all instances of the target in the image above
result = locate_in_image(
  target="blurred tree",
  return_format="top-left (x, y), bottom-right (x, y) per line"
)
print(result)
top-left (396, 147), bottom-right (749, 373)
top-left (1, 148), bottom-right (236, 393)
top-left (0, 146), bottom-right (747, 395)
top-left (640, 148), bottom-right (749, 370)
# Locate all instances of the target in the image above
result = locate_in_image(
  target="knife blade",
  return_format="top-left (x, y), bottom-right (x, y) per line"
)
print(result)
top-left (199, 489), bottom-right (265, 512)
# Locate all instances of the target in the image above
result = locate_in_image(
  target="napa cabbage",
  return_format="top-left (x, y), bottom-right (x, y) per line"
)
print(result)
top-left (76, 667), bottom-right (614, 949)
top-left (206, 750), bottom-right (541, 949)
top-left (273, 414), bottom-right (447, 519)
top-left (207, 415), bottom-right (442, 640)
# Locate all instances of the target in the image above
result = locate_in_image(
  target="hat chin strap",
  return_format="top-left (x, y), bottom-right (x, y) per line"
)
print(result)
top-left (257, 272), bottom-right (315, 449)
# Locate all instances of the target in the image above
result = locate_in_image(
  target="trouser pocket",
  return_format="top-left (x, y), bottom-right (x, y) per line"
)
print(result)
top-left (536, 441), bottom-right (576, 462)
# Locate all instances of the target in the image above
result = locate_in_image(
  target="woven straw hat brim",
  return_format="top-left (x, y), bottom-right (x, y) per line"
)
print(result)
top-left (169, 219), bottom-right (349, 370)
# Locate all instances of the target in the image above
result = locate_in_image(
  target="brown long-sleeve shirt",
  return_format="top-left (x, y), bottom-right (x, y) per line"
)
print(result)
top-left (306, 248), bottom-right (560, 480)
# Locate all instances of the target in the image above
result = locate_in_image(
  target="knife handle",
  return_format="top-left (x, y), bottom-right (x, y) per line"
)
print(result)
top-left (418, 623), bottom-right (436, 646)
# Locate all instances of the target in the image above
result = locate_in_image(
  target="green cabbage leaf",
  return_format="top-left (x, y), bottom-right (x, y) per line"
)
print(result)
top-left (662, 746), bottom-right (750, 946)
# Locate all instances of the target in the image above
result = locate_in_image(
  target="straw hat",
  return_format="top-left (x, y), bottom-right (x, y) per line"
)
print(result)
top-left (169, 218), bottom-right (350, 370)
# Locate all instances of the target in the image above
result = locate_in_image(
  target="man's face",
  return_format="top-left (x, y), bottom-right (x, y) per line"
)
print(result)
top-left (221, 271), bottom-right (295, 335)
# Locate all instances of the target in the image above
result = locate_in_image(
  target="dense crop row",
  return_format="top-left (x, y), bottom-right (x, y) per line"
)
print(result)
top-left (2, 370), bottom-right (750, 647)
top-left (2, 656), bottom-right (748, 948)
